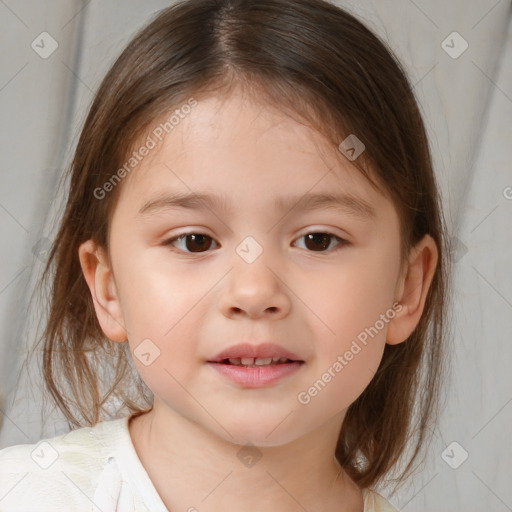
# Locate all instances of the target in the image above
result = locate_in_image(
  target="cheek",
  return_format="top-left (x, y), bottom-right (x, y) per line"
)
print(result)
top-left (127, 310), bottom-right (205, 405)
top-left (298, 247), bottom-right (399, 408)
top-left (114, 253), bottom-right (209, 380)
top-left (116, 248), bottom-right (204, 332)
top-left (296, 342), bottom-right (384, 428)
top-left (298, 273), bottom-right (391, 416)
top-left (312, 252), bottom-right (399, 342)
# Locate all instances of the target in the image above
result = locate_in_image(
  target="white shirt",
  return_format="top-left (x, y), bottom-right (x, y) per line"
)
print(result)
top-left (0, 415), bottom-right (399, 511)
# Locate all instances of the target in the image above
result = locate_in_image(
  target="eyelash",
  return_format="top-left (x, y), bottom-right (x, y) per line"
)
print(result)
top-left (162, 231), bottom-right (349, 254)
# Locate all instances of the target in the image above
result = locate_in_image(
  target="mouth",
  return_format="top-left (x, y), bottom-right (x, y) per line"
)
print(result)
top-left (207, 342), bottom-right (304, 365)
top-left (212, 357), bottom-right (300, 367)
top-left (206, 343), bottom-right (305, 387)
top-left (206, 358), bottom-right (304, 388)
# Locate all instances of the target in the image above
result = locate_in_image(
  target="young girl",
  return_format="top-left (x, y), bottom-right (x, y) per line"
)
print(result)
top-left (0, 0), bottom-right (447, 510)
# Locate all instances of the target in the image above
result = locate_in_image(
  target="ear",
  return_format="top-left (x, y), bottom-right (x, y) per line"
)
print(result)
top-left (78, 239), bottom-right (127, 342)
top-left (386, 234), bottom-right (439, 345)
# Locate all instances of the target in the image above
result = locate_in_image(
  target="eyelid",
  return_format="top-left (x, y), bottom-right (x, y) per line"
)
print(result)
top-left (295, 226), bottom-right (350, 241)
top-left (162, 228), bottom-right (350, 254)
top-left (293, 230), bottom-right (350, 252)
top-left (164, 231), bottom-right (220, 251)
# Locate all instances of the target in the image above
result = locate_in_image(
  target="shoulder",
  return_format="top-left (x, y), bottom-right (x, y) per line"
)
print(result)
top-left (362, 488), bottom-right (401, 512)
top-left (0, 417), bottom-right (128, 511)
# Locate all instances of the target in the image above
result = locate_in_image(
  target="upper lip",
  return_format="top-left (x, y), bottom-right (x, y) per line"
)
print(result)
top-left (208, 342), bottom-right (303, 363)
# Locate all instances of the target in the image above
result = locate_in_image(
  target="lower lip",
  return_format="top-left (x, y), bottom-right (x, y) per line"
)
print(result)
top-left (207, 361), bottom-right (303, 388)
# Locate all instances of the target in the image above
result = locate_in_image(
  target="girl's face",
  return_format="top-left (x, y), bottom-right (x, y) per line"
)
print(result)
top-left (88, 90), bottom-right (411, 446)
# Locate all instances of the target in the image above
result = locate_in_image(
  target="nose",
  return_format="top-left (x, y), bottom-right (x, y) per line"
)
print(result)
top-left (218, 251), bottom-right (291, 320)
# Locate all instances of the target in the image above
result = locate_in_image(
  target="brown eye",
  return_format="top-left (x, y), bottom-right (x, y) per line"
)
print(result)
top-left (295, 232), bottom-right (347, 252)
top-left (165, 233), bottom-right (219, 253)
top-left (164, 231), bottom-right (347, 255)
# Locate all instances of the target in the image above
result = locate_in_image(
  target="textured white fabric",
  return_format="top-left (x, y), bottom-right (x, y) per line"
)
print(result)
top-left (0, 415), bottom-right (399, 511)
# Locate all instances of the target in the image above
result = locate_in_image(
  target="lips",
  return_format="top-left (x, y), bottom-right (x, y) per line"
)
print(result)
top-left (208, 342), bottom-right (303, 364)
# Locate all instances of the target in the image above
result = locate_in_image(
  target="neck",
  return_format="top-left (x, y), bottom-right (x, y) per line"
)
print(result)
top-left (128, 405), bottom-right (363, 512)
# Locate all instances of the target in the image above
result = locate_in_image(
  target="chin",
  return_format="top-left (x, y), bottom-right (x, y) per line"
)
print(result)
top-left (210, 415), bottom-right (303, 448)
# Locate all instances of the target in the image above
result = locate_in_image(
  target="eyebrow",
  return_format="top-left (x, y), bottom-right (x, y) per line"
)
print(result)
top-left (138, 191), bottom-right (376, 220)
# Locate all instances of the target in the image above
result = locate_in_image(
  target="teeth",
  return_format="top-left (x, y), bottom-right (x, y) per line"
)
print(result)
top-left (226, 357), bottom-right (291, 366)
top-left (254, 358), bottom-right (273, 365)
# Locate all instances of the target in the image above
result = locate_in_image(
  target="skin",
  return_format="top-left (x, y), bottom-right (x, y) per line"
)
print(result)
top-left (79, 88), bottom-right (438, 512)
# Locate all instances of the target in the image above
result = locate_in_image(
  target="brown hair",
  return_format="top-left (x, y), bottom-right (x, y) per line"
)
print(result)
top-left (33, 0), bottom-right (449, 492)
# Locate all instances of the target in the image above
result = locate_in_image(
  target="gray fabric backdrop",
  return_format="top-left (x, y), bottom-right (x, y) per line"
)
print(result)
top-left (1, 1), bottom-right (511, 510)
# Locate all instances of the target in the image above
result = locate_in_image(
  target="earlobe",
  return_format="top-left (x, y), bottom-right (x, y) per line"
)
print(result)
top-left (78, 239), bottom-right (128, 343)
top-left (386, 234), bottom-right (439, 345)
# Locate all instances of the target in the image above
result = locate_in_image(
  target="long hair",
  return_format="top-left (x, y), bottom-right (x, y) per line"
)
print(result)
top-left (34, 0), bottom-right (449, 491)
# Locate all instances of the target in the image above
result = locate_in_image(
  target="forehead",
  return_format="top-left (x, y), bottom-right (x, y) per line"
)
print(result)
top-left (117, 91), bottom-right (392, 217)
